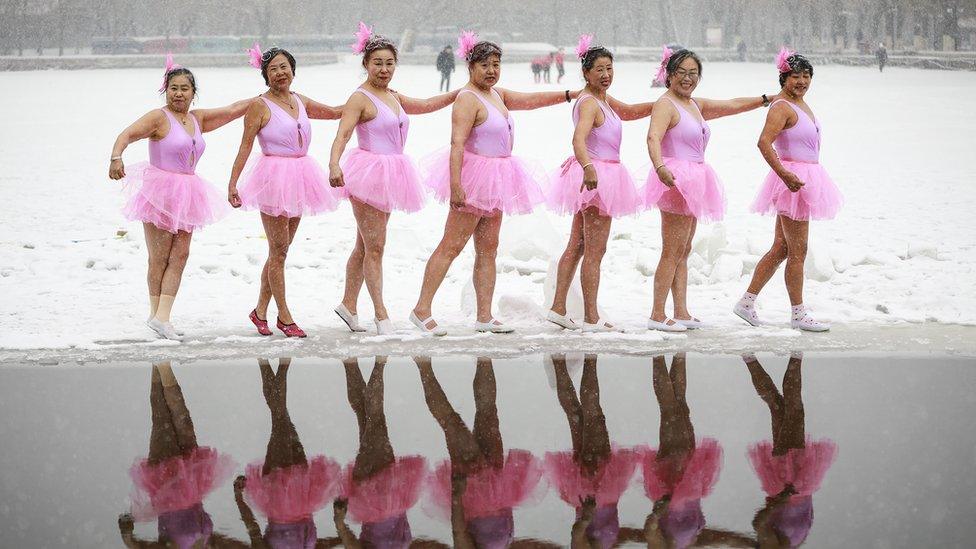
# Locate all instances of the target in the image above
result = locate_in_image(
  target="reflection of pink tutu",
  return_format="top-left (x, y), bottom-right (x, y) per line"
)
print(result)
top-left (642, 158), bottom-right (726, 222)
top-left (751, 161), bottom-right (843, 221)
top-left (341, 455), bottom-right (427, 523)
top-left (244, 456), bottom-right (342, 523)
top-left (129, 446), bottom-right (235, 520)
top-left (421, 148), bottom-right (546, 216)
top-left (426, 449), bottom-right (544, 519)
top-left (642, 438), bottom-right (722, 505)
top-left (748, 438), bottom-right (837, 496)
top-left (544, 446), bottom-right (639, 507)
top-left (338, 148), bottom-right (426, 213)
top-left (238, 155), bottom-right (339, 218)
top-left (122, 162), bottom-right (229, 233)
top-left (547, 157), bottom-right (642, 217)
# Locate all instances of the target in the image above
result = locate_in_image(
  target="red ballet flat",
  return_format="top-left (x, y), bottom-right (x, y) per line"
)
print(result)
top-left (249, 309), bottom-right (272, 336)
top-left (276, 318), bottom-right (307, 338)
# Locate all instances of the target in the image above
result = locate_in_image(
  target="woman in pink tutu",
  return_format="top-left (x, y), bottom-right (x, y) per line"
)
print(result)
top-left (228, 46), bottom-right (344, 338)
top-left (119, 361), bottom-right (237, 548)
top-left (410, 31), bottom-right (581, 335)
top-left (743, 351), bottom-right (838, 546)
top-left (644, 47), bottom-right (780, 332)
top-left (544, 353), bottom-right (640, 547)
top-left (332, 356), bottom-right (429, 546)
top-left (328, 24), bottom-right (459, 336)
top-left (234, 358), bottom-right (343, 548)
top-left (547, 35), bottom-right (654, 333)
top-left (109, 57), bottom-right (254, 340)
top-left (735, 50), bottom-right (843, 332)
top-left (414, 356), bottom-right (546, 547)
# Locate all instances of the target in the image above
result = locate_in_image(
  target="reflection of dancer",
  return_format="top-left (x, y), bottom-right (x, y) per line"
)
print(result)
top-left (744, 352), bottom-right (837, 547)
top-left (415, 356), bottom-right (546, 547)
top-left (119, 362), bottom-right (237, 547)
top-left (333, 356), bottom-right (429, 546)
top-left (544, 354), bottom-right (639, 547)
top-left (235, 358), bottom-right (342, 548)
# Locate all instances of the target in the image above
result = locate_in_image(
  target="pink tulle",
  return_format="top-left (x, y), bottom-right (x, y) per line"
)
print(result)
top-left (352, 22), bottom-right (373, 54)
top-left (776, 46), bottom-right (795, 73)
top-left (642, 158), bottom-right (726, 222)
top-left (641, 438), bottom-right (723, 505)
top-left (340, 456), bottom-right (427, 523)
top-left (338, 148), bottom-right (426, 213)
top-left (246, 42), bottom-right (262, 69)
top-left (748, 438), bottom-right (837, 497)
top-left (654, 45), bottom-right (674, 85)
top-left (575, 34), bottom-right (594, 60)
top-left (547, 157), bottom-right (642, 217)
top-left (457, 30), bottom-right (479, 60)
top-left (129, 447), bottom-right (236, 521)
top-left (122, 162), bottom-right (229, 233)
top-left (244, 456), bottom-right (342, 524)
top-left (425, 450), bottom-right (545, 519)
top-left (750, 161), bottom-right (843, 221)
top-left (421, 148), bottom-right (546, 216)
top-left (543, 447), bottom-right (640, 507)
top-left (159, 53), bottom-right (182, 92)
top-left (238, 155), bottom-right (339, 218)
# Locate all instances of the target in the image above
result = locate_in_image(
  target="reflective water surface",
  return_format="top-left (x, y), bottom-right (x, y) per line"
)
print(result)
top-left (1, 353), bottom-right (974, 548)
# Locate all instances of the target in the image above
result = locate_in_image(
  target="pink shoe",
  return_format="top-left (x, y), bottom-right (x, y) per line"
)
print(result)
top-left (250, 309), bottom-right (272, 336)
top-left (277, 318), bottom-right (307, 338)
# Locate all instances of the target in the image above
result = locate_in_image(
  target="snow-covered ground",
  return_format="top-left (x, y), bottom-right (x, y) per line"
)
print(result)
top-left (1, 58), bottom-right (974, 360)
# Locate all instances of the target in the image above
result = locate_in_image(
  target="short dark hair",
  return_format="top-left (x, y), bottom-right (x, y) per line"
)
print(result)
top-left (161, 67), bottom-right (197, 95)
top-left (362, 35), bottom-right (398, 66)
top-left (260, 48), bottom-right (296, 85)
top-left (580, 46), bottom-right (613, 71)
top-left (467, 41), bottom-right (502, 65)
top-left (665, 49), bottom-right (702, 88)
top-left (779, 53), bottom-right (814, 86)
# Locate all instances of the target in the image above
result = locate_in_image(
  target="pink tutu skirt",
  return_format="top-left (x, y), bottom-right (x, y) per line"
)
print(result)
top-left (122, 162), bottom-right (229, 233)
top-left (244, 456), bottom-right (342, 523)
top-left (238, 154), bottom-right (339, 218)
top-left (642, 157), bottom-right (726, 222)
top-left (338, 148), bottom-right (426, 213)
top-left (426, 449), bottom-right (544, 519)
top-left (642, 438), bottom-right (722, 505)
top-left (129, 446), bottom-right (235, 521)
top-left (544, 446), bottom-right (640, 507)
top-left (422, 148), bottom-right (546, 216)
top-left (341, 455), bottom-right (427, 523)
top-left (751, 161), bottom-right (843, 221)
top-left (748, 438), bottom-right (837, 497)
top-left (547, 157), bottom-right (642, 217)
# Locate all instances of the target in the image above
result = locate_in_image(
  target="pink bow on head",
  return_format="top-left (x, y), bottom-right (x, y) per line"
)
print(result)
top-left (653, 45), bottom-right (673, 84)
top-left (575, 34), bottom-right (593, 60)
top-left (352, 21), bottom-right (373, 54)
top-left (776, 46), bottom-right (795, 73)
top-left (246, 42), bottom-right (263, 69)
top-left (158, 53), bottom-right (182, 92)
top-left (457, 30), bottom-right (478, 59)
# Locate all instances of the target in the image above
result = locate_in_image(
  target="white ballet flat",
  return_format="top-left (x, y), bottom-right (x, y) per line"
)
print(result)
top-left (335, 304), bottom-right (367, 332)
top-left (475, 318), bottom-right (515, 334)
top-left (733, 302), bottom-right (763, 327)
top-left (582, 319), bottom-right (621, 333)
top-left (791, 310), bottom-right (830, 332)
top-left (147, 318), bottom-right (183, 341)
top-left (147, 316), bottom-right (183, 336)
top-left (546, 310), bottom-right (581, 330)
top-left (375, 318), bottom-right (395, 335)
top-left (674, 317), bottom-right (705, 330)
top-left (646, 318), bottom-right (688, 333)
top-left (409, 311), bottom-right (447, 336)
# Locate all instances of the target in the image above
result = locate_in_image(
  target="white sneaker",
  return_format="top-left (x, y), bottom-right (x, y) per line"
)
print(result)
top-left (674, 317), bottom-right (704, 330)
top-left (791, 310), bottom-right (830, 332)
top-left (646, 318), bottom-right (688, 332)
top-left (546, 310), bottom-right (580, 330)
top-left (409, 311), bottom-right (447, 336)
top-left (582, 319), bottom-right (620, 333)
top-left (733, 302), bottom-right (762, 327)
top-left (335, 304), bottom-right (367, 332)
top-left (147, 316), bottom-right (183, 336)
top-left (147, 318), bottom-right (183, 341)
top-left (375, 318), bottom-right (394, 335)
top-left (475, 318), bottom-right (515, 333)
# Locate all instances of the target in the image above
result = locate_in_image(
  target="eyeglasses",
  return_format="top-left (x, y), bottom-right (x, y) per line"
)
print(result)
top-left (672, 69), bottom-right (700, 80)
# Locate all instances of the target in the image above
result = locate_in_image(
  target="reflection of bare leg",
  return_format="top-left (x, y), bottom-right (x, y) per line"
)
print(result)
top-left (744, 356), bottom-right (787, 456)
top-left (260, 359), bottom-right (307, 474)
top-left (550, 354), bottom-right (583, 453)
top-left (472, 357), bottom-right (503, 468)
top-left (415, 357), bottom-right (481, 470)
top-left (779, 354), bottom-right (806, 451)
top-left (342, 358), bottom-right (367, 433)
top-left (654, 355), bottom-right (694, 459)
top-left (157, 364), bottom-right (197, 451)
top-left (350, 357), bottom-right (395, 481)
top-left (579, 354), bottom-right (611, 474)
top-left (147, 363), bottom-right (185, 464)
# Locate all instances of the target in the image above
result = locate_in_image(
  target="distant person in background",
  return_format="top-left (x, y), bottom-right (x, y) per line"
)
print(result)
top-left (437, 44), bottom-right (455, 91)
top-left (737, 39), bottom-right (748, 62)
top-left (875, 43), bottom-right (888, 72)
top-left (543, 52), bottom-right (553, 83)
top-left (555, 47), bottom-right (566, 82)
top-left (531, 55), bottom-right (544, 83)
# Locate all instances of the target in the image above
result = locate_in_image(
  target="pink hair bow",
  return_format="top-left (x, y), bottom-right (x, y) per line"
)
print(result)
top-left (158, 53), bottom-right (182, 92)
top-left (352, 21), bottom-right (373, 54)
top-left (457, 30), bottom-right (478, 59)
top-left (246, 42), bottom-right (263, 69)
top-left (776, 46), bottom-right (795, 73)
top-left (654, 45), bottom-right (673, 84)
top-left (575, 34), bottom-right (593, 60)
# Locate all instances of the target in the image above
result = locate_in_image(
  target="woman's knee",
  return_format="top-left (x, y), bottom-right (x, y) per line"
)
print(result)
top-left (268, 241), bottom-right (290, 263)
top-left (786, 240), bottom-right (808, 260)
